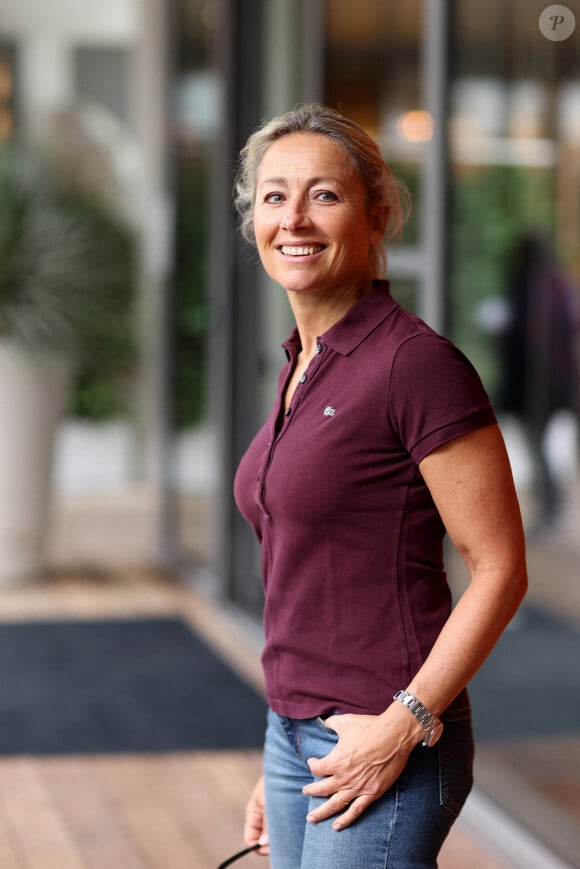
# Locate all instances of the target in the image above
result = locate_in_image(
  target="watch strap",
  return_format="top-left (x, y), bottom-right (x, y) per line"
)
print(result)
top-left (393, 690), bottom-right (443, 746)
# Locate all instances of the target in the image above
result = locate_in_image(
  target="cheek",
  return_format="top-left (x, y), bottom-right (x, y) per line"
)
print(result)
top-left (335, 225), bottom-right (371, 263)
top-left (334, 210), bottom-right (370, 246)
top-left (254, 215), bottom-right (277, 249)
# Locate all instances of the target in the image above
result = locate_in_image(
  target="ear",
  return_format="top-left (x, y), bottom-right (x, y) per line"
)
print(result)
top-left (369, 203), bottom-right (390, 244)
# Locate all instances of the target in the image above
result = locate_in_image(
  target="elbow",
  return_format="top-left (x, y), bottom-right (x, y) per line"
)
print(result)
top-left (518, 563), bottom-right (528, 601)
top-left (506, 554), bottom-right (528, 619)
top-left (512, 565), bottom-right (528, 613)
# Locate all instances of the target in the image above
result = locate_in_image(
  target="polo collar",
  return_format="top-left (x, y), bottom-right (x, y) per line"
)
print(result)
top-left (282, 281), bottom-right (397, 359)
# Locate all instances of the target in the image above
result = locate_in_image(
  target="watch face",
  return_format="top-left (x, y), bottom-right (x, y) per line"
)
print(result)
top-left (425, 721), bottom-right (444, 747)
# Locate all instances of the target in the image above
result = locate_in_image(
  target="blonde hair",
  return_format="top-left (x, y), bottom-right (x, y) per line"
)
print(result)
top-left (234, 104), bottom-right (410, 277)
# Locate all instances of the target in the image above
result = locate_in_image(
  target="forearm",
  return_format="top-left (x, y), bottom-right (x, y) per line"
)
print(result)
top-left (404, 561), bottom-right (527, 718)
top-left (408, 424), bottom-right (529, 720)
top-left (303, 562), bottom-right (527, 830)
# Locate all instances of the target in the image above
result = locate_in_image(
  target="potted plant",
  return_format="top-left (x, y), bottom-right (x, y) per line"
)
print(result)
top-left (0, 141), bottom-right (136, 582)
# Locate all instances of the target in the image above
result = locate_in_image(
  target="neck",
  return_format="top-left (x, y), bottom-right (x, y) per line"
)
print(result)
top-left (287, 278), bottom-right (375, 357)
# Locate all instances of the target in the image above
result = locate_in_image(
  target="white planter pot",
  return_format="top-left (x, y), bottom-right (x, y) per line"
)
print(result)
top-left (0, 342), bottom-right (71, 582)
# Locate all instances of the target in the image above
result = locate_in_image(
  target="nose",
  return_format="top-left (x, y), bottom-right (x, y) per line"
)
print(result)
top-left (280, 196), bottom-right (310, 231)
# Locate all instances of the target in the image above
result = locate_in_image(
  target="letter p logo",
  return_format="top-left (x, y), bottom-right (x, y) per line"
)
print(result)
top-left (539, 5), bottom-right (576, 41)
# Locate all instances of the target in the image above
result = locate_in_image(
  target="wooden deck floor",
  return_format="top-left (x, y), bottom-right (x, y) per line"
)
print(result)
top-left (0, 570), bottom-right (512, 868)
top-left (0, 751), bottom-right (507, 869)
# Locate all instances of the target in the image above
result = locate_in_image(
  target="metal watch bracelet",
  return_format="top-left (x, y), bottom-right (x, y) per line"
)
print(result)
top-left (393, 690), bottom-right (444, 747)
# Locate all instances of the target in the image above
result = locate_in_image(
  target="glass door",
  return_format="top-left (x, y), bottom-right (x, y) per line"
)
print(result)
top-left (447, 2), bottom-right (580, 862)
top-left (323, 0), bottom-right (427, 317)
top-left (170, 0), bottom-right (222, 580)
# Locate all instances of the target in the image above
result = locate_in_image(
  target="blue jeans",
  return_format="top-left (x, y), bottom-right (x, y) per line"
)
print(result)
top-left (263, 707), bottom-right (474, 868)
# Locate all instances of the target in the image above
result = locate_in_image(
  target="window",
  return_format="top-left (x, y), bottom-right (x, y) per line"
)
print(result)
top-left (0, 44), bottom-right (16, 140)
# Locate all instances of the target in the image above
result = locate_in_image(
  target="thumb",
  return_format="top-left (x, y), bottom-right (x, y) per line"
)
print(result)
top-left (307, 755), bottom-right (329, 776)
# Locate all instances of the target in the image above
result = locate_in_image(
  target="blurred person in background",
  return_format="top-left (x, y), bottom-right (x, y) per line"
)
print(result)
top-left (499, 231), bottom-right (579, 536)
top-left (233, 104), bottom-right (527, 868)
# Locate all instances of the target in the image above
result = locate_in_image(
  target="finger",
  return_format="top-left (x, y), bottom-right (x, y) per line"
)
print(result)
top-left (244, 813), bottom-right (269, 853)
top-left (306, 791), bottom-right (353, 824)
top-left (331, 795), bottom-right (374, 831)
top-left (243, 776), bottom-right (267, 847)
top-left (243, 807), bottom-right (265, 846)
top-left (307, 752), bottom-right (339, 778)
top-left (302, 772), bottom-right (341, 797)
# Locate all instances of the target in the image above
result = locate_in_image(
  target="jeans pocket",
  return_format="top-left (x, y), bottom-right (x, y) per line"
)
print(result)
top-left (438, 713), bottom-right (474, 819)
top-left (313, 714), bottom-right (340, 736)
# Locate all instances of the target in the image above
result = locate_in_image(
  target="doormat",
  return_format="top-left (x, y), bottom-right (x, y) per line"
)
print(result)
top-left (0, 618), bottom-right (267, 755)
top-left (469, 604), bottom-right (580, 741)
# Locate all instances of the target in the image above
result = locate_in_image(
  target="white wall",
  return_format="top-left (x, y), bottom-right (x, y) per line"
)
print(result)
top-left (0, 0), bottom-right (138, 42)
top-left (0, 0), bottom-right (140, 141)
top-left (1, 0), bottom-right (174, 560)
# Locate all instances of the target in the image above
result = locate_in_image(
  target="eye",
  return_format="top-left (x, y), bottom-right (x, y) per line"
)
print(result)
top-left (314, 190), bottom-right (339, 202)
top-left (264, 191), bottom-right (284, 204)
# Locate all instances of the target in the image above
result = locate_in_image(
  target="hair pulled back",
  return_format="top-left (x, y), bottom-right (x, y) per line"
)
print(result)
top-left (234, 103), bottom-right (410, 278)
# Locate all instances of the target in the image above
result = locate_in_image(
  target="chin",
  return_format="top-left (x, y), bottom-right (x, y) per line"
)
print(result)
top-left (282, 278), bottom-right (322, 295)
top-left (267, 269), bottom-right (317, 293)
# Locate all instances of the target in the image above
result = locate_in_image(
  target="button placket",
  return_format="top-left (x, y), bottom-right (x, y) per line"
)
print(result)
top-left (258, 342), bottom-right (326, 514)
top-left (256, 409), bottom-right (282, 514)
top-left (289, 342), bottom-right (325, 412)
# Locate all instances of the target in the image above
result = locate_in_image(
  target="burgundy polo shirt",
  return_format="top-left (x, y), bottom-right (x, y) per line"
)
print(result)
top-left (234, 281), bottom-right (496, 718)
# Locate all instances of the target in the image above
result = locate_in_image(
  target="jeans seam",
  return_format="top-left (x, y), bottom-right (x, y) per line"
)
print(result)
top-left (279, 714), bottom-right (303, 759)
top-left (382, 781), bottom-right (399, 869)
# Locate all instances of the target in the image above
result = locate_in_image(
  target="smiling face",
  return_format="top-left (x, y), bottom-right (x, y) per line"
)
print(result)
top-left (253, 132), bottom-right (386, 298)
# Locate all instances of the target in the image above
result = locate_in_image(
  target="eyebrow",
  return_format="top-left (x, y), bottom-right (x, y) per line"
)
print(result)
top-left (258, 175), bottom-right (343, 189)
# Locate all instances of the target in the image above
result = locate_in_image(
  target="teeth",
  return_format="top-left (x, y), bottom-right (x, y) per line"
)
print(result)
top-left (280, 245), bottom-right (324, 256)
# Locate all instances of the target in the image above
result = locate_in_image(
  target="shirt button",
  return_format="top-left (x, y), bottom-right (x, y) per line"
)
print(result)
top-left (299, 374), bottom-right (307, 383)
top-left (315, 343), bottom-right (322, 354)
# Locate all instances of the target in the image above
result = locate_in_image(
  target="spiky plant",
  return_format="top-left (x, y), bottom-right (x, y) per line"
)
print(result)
top-left (0, 142), bottom-right (136, 367)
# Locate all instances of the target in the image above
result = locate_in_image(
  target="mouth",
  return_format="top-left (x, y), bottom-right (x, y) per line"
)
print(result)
top-left (278, 244), bottom-right (326, 257)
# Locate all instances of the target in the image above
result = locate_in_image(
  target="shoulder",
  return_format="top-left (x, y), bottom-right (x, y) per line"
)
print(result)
top-left (381, 312), bottom-right (495, 459)
top-left (371, 300), bottom-right (472, 376)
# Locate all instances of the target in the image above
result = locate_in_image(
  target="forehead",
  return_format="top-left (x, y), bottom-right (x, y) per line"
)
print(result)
top-left (257, 132), bottom-right (357, 183)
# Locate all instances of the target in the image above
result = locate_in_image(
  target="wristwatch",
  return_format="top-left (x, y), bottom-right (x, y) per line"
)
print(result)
top-left (393, 690), bottom-right (444, 747)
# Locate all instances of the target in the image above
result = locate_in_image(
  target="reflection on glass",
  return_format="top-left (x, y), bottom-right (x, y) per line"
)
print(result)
top-left (448, 2), bottom-right (580, 863)
top-left (171, 0), bottom-right (221, 570)
top-left (324, 0), bottom-right (423, 248)
top-left (0, 52), bottom-right (13, 141)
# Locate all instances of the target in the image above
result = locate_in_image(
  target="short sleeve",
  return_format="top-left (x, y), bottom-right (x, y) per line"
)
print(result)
top-left (387, 332), bottom-right (497, 464)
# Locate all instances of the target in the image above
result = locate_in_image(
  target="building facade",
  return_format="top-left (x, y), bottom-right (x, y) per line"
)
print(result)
top-left (1, 2), bottom-right (579, 862)
top-left (171, 0), bottom-right (580, 611)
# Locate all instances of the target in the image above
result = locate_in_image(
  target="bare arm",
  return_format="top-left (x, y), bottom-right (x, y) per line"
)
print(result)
top-left (407, 422), bottom-right (527, 713)
top-left (304, 423), bottom-right (527, 830)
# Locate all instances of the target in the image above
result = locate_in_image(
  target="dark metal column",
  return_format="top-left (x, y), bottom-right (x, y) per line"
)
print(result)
top-left (421, 0), bottom-right (451, 333)
top-left (210, 0), bottom-right (264, 611)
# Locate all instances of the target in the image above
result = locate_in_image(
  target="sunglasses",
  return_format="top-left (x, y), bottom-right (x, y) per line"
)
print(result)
top-left (217, 842), bottom-right (261, 868)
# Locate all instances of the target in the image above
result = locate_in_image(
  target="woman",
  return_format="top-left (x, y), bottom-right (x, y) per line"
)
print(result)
top-left (233, 104), bottom-right (527, 868)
